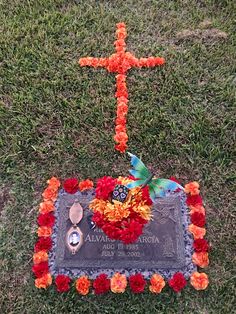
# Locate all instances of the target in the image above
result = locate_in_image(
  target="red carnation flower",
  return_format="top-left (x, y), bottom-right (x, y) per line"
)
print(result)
top-left (55, 275), bottom-right (71, 292)
top-left (186, 194), bottom-right (203, 207)
top-left (168, 272), bottom-right (187, 293)
top-left (93, 274), bottom-right (110, 294)
top-left (63, 178), bottom-right (79, 194)
top-left (127, 175), bottom-right (137, 181)
top-left (92, 211), bottom-right (106, 228)
top-left (129, 273), bottom-right (146, 293)
top-left (34, 237), bottom-right (52, 252)
top-left (169, 176), bottom-right (181, 185)
top-left (95, 176), bottom-right (117, 200)
top-left (120, 220), bottom-right (143, 244)
top-left (127, 210), bottom-right (147, 225)
top-left (133, 216), bottom-right (147, 226)
top-left (142, 186), bottom-right (153, 205)
top-left (191, 212), bottom-right (206, 227)
top-left (102, 222), bottom-right (121, 240)
top-left (193, 239), bottom-right (210, 252)
top-left (37, 213), bottom-right (55, 227)
top-left (32, 262), bottom-right (49, 278)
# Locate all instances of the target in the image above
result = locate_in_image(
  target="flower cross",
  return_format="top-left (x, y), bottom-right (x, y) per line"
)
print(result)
top-left (79, 22), bottom-right (165, 153)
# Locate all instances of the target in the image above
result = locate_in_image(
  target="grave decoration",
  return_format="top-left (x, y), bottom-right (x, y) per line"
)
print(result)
top-left (79, 22), bottom-right (165, 153)
top-left (32, 22), bottom-right (210, 295)
top-left (33, 154), bottom-right (210, 294)
top-left (89, 152), bottom-right (183, 244)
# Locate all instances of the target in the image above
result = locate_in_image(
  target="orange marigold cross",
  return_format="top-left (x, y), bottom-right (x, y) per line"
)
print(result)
top-left (79, 22), bottom-right (165, 153)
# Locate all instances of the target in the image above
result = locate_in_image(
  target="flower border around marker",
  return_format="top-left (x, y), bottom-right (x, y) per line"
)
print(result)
top-left (33, 177), bottom-right (209, 293)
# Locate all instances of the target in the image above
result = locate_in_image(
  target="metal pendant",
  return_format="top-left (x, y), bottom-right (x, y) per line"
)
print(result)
top-left (66, 226), bottom-right (83, 255)
top-left (66, 200), bottom-right (84, 255)
top-left (69, 200), bottom-right (83, 225)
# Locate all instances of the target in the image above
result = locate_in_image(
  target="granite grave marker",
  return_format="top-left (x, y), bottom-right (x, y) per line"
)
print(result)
top-left (49, 189), bottom-right (196, 279)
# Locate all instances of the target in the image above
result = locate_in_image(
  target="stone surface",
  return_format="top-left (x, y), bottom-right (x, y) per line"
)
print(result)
top-left (49, 189), bottom-right (196, 279)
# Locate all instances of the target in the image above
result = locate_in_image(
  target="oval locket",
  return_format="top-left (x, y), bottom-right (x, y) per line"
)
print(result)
top-left (66, 200), bottom-right (84, 255)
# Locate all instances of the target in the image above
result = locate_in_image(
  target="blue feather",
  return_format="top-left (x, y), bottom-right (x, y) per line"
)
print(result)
top-left (152, 178), bottom-right (183, 192)
top-left (128, 169), bottom-right (145, 179)
top-left (127, 152), bottom-right (150, 178)
top-left (126, 179), bottom-right (146, 189)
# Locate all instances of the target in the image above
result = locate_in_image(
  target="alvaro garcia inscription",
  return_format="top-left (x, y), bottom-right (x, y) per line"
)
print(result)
top-left (85, 229), bottom-right (159, 244)
top-left (83, 227), bottom-right (160, 259)
top-left (51, 189), bottom-right (195, 278)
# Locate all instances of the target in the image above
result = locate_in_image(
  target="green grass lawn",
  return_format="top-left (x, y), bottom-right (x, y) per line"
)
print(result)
top-left (0, 0), bottom-right (235, 313)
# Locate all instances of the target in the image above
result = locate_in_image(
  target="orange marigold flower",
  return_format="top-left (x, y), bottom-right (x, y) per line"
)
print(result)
top-left (116, 112), bottom-right (126, 121)
top-left (137, 58), bottom-right (148, 67)
top-left (154, 57), bottom-right (165, 65)
top-left (132, 203), bottom-right (152, 221)
top-left (190, 272), bottom-right (209, 290)
top-left (188, 224), bottom-right (206, 239)
top-left (115, 142), bottom-right (128, 153)
top-left (97, 58), bottom-right (108, 67)
top-left (117, 103), bottom-right (128, 115)
top-left (91, 58), bottom-right (100, 67)
top-left (145, 57), bottom-right (164, 67)
top-left (117, 96), bottom-right (128, 104)
top-left (104, 201), bottom-right (130, 222)
top-left (125, 52), bottom-right (138, 64)
top-left (116, 28), bottom-right (127, 40)
top-left (35, 273), bottom-right (52, 289)
top-left (78, 179), bottom-right (94, 192)
top-left (189, 204), bottom-right (206, 215)
top-left (114, 132), bottom-right (128, 143)
top-left (47, 177), bottom-right (60, 190)
top-left (75, 276), bottom-right (91, 295)
top-left (116, 74), bottom-right (126, 83)
top-left (39, 201), bottom-right (55, 214)
top-left (78, 57), bottom-right (92, 66)
top-left (116, 81), bottom-right (127, 91)
top-left (184, 182), bottom-right (200, 195)
top-left (33, 251), bottom-right (48, 264)
top-left (115, 88), bottom-right (128, 98)
top-left (115, 124), bottom-right (126, 133)
top-left (116, 22), bottom-right (126, 29)
top-left (37, 226), bottom-right (52, 237)
top-left (42, 187), bottom-right (58, 202)
top-left (110, 272), bottom-right (127, 293)
top-left (89, 198), bottom-right (107, 214)
top-left (115, 116), bottom-right (127, 125)
top-left (114, 39), bottom-right (126, 52)
top-left (115, 46), bottom-right (125, 54)
top-left (149, 274), bottom-right (165, 293)
top-left (192, 252), bottom-right (209, 268)
top-left (117, 176), bottom-right (133, 185)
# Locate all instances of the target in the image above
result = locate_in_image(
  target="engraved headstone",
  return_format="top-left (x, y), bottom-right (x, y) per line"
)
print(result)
top-left (49, 189), bottom-right (196, 279)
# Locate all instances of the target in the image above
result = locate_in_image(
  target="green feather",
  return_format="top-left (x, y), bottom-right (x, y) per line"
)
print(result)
top-left (126, 153), bottom-right (183, 201)
top-left (149, 187), bottom-right (156, 201)
top-left (149, 182), bottom-right (165, 198)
